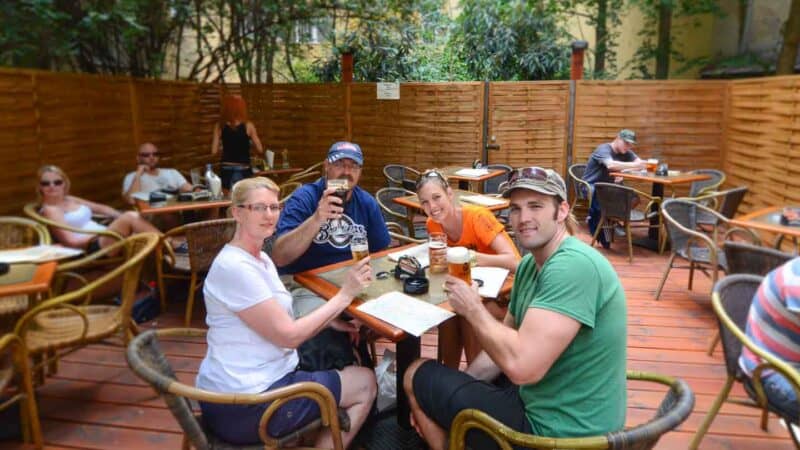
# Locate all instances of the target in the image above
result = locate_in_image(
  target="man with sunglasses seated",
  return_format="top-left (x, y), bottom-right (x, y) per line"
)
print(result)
top-left (271, 141), bottom-right (390, 318)
top-left (403, 167), bottom-right (627, 450)
top-left (122, 142), bottom-right (193, 205)
top-left (582, 129), bottom-right (646, 248)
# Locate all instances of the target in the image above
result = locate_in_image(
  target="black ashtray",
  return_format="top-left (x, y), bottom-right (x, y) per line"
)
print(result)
top-left (0, 262), bottom-right (8, 276)
top-left (403, 276), bottom-right (429, 295)
top-left (149, 191), bottom-right (167, 203)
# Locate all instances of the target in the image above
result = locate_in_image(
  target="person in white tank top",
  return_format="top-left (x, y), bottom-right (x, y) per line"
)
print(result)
top-left (37, 165), bottom-right (162, 251)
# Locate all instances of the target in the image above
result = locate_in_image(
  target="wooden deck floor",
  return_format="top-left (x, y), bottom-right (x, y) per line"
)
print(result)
top-left (5, 229), bottom-right (797, 449)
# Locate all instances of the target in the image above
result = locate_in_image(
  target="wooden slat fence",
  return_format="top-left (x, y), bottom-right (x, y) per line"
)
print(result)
top-left (724, 76), bottom-right (800, 214)
top-left (0, 66), bottom-right (798, 219)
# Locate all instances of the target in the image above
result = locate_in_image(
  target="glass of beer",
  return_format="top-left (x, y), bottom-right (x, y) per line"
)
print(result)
top-left (350, 234), bottom-right (369, 263)
top-left (645, 159), bottom-right (659, 173)
top-left (447, 246), bottom-right (472, 284)
top-left (428, 232), bottom-right (448, 274)
top-left (327, 178), bottom-right (349, 205)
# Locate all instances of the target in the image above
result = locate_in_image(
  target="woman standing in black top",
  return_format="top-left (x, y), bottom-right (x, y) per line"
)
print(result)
top-left (211, 95), bottom-right (264, 189)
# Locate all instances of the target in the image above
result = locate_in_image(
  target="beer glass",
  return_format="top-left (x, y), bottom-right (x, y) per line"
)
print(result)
top-left (447, 246), bottom-right (472, 284)
top-left (428, 232), bottom-right (448, 274)
top-left (327, 179), bottom-right (349, 204)
top-left (645, 159), bottom-right (659, 173)
top-left (350, 234), bottom-right (369, 263)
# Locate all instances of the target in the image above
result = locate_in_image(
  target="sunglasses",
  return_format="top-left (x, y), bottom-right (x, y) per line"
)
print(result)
top-left (237, 203), bottom-right (281, 213)
top-left (138, 152), bottom-right (160, 157)
top-left (40, 179), bottom-right (64, 187)
top-left (415, 169), bottom-right (448, 190)
top-left (507, 167), bottom-right (550, 184)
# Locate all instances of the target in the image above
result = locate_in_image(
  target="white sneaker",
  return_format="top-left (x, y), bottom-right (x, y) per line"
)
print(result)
top-left (614, 225), bottom-right (626, 238)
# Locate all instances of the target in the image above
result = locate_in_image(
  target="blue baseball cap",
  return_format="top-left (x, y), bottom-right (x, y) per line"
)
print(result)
top-left (326, 141), bottom-right (363, 166)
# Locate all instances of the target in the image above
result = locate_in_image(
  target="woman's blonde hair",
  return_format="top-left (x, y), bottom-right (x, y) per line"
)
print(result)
top-left (415, 168), bottom-right (450, 193)
top-left (36, 165), bottom-right (71, 201)
top-left (231, 176), bottom-right (279, 206)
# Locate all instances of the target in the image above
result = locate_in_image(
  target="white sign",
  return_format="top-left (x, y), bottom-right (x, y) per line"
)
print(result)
top-left (377, 82), bottom-right (400, 100)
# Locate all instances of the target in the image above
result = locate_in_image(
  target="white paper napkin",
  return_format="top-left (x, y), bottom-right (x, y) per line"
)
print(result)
top-left (454, 168), bottom-right (490, 178)
top-left (357, 291), bottom-right (455, 337)
top-left (472, 267), bottom-right (510, 298)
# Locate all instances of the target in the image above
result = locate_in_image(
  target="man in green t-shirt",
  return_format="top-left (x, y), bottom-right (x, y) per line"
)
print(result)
top-left (403, 166), bottom-right (627, 450)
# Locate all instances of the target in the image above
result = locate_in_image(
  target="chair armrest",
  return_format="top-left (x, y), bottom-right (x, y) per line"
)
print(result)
top-left (722, 226), bottom-right (761, 245)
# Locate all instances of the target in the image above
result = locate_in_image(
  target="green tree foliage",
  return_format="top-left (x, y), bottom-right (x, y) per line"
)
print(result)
top-left (628, 0), bottom-right (723, 79)
top-left (554, 0), bottom-right (625, 78)
top-left (311, 0), bottom-right (462, 82)
top-left (449, 0), bottom-right (572, 81)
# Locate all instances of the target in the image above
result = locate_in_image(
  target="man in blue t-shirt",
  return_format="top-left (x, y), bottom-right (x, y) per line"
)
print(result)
top-left (583, 129), bottom-right (646, 248)
top-left (272, 141), bottom-right (390, 316)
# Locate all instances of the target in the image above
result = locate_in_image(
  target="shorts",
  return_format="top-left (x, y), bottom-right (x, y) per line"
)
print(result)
top-left (221, 165), bottom-right (253, 190)
top-left (200, 369), bottom-right (341, 445)
top-left (413, 360), bottom-right (531, 449)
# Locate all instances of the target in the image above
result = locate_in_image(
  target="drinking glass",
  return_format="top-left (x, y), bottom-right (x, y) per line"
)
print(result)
top-left (428, 232), bottom-right (448, 274)
top-left (447, 246), bottom-right (472, 284)
top-left (350, 234), bottom-right (369, 263)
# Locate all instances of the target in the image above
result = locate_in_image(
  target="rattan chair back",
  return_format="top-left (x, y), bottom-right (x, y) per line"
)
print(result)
top-left (383, 164), bottom-right (420, 191)
top-left (448, 371), bottom-right (694, 450)
top-left (279, 182), bottom-right (301, 204)
top-left (0, 333), bottom-right (42, 448)
top-left (482, 164), bottom-right (512, 194)
top-left (185, 219), bottom-right (236, 273)
top-left (568, 164), bottom-right (591, 201)
top-left (127, 328), bottom-right (346, 450)
top-left (715, 186), bottom-right (748, 219)
top-left (287, 161), bottom-right (323, 183)
top-left (723, 241), bottom-right (792, 277)
top-left (0, 216), bottom-right (51, 249)
top-left (14, 233), bottom-right (159, 378)
top-left (661, 199), bottom-right (701, 254)
top-left (376, 187), bottom-right (413, 223)
top-left (688, 169), bottom-right (725, 197)
top-left (713, 274), bottom-right (761, 378)
top-left (594, 182), bottom-right (637, 221)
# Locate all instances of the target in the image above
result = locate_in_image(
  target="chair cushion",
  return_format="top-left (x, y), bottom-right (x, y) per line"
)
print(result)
top-left (629, 210), bottom-right (646, 222)
top-left (26, 304), bottom-right (121, 353)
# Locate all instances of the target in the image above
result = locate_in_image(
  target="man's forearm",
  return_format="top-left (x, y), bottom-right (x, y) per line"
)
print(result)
top-left (123, 176), bottom-right (142, 204)
top-left (271, 215), bottom-right (324, 266)
top-left (465, 351), bottom-right (501, 381)
top-left (463, 307), bottom-right (521, 376)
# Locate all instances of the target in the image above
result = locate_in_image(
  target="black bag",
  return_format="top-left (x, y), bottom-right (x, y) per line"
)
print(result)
top-left (114, 283), bottom-right (160, 324)
top-left (297, 327), bottom-right (373, 371)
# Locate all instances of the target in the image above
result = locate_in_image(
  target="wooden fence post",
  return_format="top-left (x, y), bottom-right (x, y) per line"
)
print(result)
top-left (128, 78), bottom-right (141, 147)
top-left (342, 52), bottom-right (353, 141)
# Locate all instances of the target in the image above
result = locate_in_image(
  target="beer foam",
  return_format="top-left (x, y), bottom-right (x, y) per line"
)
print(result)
top-left (447, 246), bottom-right (470, 263)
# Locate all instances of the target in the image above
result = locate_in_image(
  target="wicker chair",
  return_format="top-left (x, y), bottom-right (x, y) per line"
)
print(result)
top-left (23, 202), bottom-right (123, 250)
top-left (383, 164), bottom-right (420, 191)
top-left (482, 164), bottom-right (512, 194)
top-left (287, 161), bottom-right (323, 183)
top-left (690, 274), bottom-right (800, 449)
top-left (724, 241), bottom-right (793, 276)
top-left (14, 232), bottom-right (158, 384)
top-left (568, 163), bottom-right (592, 220)
top-left (688, 169), bottom-right (725, 197)
top-left (278, 181), bottom-right (301, 204)
top-left (654, 199), bottom-right (759, 301)
top-left (0, 217), bottom-right (52, 319)
top-left (156, 219), bottom-right (236, 327)
top-left (127, 328), bottom-right (348, 450)
top-left (448, 371), bottom-right (694, 450)
top-left (683, 186), bottom-right (748, 229)
top-left (591, 182), bottom-right (663, 262)
top-left (0, 333), bottom-right (43, 448)
top-left (386, 221), bottom-right (425, 247)
top-left (375, 187), bottom-right (422, 238)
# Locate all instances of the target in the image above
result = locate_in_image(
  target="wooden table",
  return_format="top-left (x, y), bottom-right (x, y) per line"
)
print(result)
top-left (611, 170), bottom-right (711, 250)
top-left (393, 189), bottom-right (509, 238)
top-left (0, 262), bottom-right (56, 298)
top-left (135, 197), bottom-right (231, 215)
top-left (729, 206), bottom-right (800, 250)
top-left (441, 167), bottom-right (507, 193)
top-left (293, 244), bottom-right (513, 428)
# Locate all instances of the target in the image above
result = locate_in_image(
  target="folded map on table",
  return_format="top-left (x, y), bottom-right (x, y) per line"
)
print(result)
top-left (460, 195), bottom-right (506, 207)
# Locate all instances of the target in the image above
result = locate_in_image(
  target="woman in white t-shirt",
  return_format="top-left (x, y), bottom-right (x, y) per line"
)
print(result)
top-left (197, 176), bottom-right (376, 447)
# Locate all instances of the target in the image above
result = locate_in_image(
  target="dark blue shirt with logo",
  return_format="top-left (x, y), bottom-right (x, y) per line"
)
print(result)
top-left (276, 178), bottom-right (391, 274)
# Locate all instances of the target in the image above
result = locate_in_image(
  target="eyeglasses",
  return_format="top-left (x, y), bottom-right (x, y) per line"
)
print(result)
top-left (415, 169), bottom-right (448, 189)
top-left (40, 179), bottom-right (64, 187)
top-left (138, 152), bottom-right (159, 157)
top-left (507, 167), bottom-right (550, 184)
top-left (330, 160), bottom-right (361, 170)
top-left (237, 203), bottom-right (281, 213)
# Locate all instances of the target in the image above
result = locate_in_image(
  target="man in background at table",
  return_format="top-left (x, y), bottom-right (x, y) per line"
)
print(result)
top-left (403, 167), bottom-right (627, 450)
top-left (122, 142), bottom-right (193, 205)
top-left (582, 129), bottom-right (646, 248)
top-left (271, 141), bottom-right (391, 317)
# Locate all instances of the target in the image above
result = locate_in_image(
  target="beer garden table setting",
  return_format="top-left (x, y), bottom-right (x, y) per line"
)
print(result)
top-left (440, 166), bottom-right (508, 193)
top-left (293, 238), bottom-right (513, 428)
